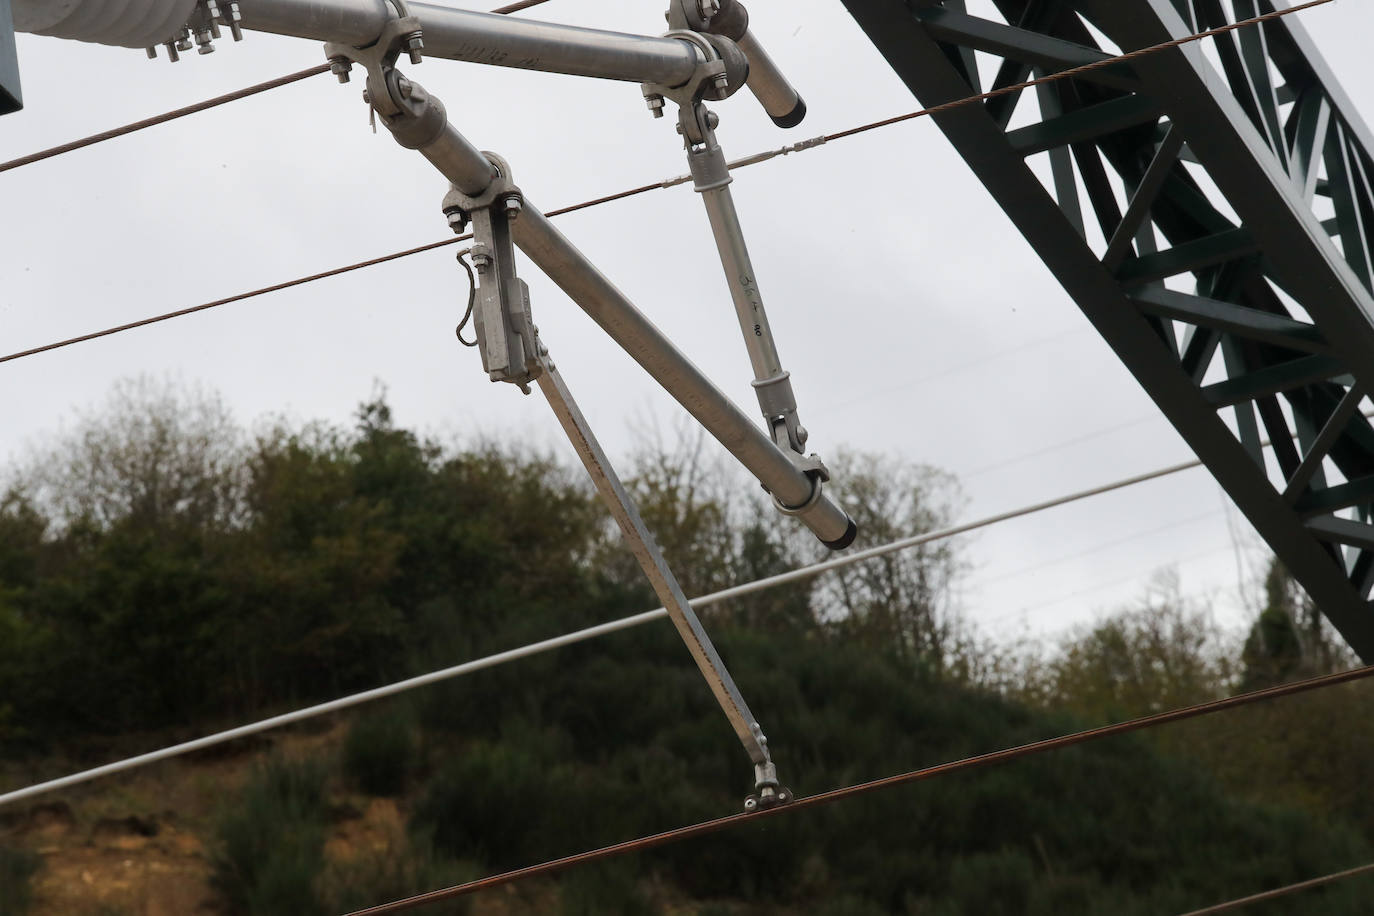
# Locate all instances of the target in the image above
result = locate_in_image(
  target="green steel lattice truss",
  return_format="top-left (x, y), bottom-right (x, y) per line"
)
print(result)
top-left (839, 0), bottom-right (1374, 659)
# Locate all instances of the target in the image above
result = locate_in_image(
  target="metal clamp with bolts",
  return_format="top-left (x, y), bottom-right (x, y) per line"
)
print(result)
top-left (649, 0), bottom-right (847, 544)
top-left (441, 155), bottom-right (543, 393)
top-left (146, 0), bottom-right (243, 61)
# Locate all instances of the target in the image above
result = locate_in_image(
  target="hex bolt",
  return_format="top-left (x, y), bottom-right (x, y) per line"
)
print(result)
top-left (645, 94), bottom-right (665, 119)
top-left (330, 57), bottom-right (352, 84)
top-left (445, 209), bottom-right (469, 233)
top-left (145, 46), bottom-right (158, 60)
top-left (406, 33), bottom-right (425, 65)
top-left (504, 197), bottom-right (523, 221)
top-left (164, 41), bottom-right (181, 62)
top-left (226, 1), bottom-right (244, 40)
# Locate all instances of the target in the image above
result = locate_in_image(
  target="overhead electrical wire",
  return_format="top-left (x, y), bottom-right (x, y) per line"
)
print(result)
top-left (3, 388), bottom-right (1358, 808)
top-left (0, 63), bottom-right (332, 174)
top-left (0, 0), bottom-right (555, 175)
top-left (346, 663), bottom-right (1374, 915)
top-left (490, 0), bottom-right (558, 12)
top-left (0, 0), bottom-right (1344, 804)
top-left (0, 0), bottom-right (1338, 366)
top-left (0, 0), bottom-right (1350, 884)
top-left (0, 449), bottom-right (1241, 809)
top-left (1177, 860), bottom-right (1374, 915)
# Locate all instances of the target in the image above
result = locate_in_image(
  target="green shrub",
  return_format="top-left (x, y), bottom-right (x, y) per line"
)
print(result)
top-left (343, 706), bottom-right (418, 797)
top-left (0, 845), bottom-right (41, 915)
top-left (559, 861), bottom-right (655, 916)
top-left (325, 833), bottom-right (476, 915)
top-left (210, 756), bottom-right (330, 916)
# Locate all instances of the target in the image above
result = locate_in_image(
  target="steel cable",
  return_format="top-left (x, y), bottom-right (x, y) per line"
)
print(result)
top-left (490, 0), bottom-right (558, 12)
top-left (0, 0), bottom-right (563, 174)
top-left (0, 0), bottom-right (1335, 364)
top-left (347, 664), bottom-right (1374, 914)
top-left (1177, 860), bottom-right (1374, 915)
top-left (11, 401), bottom-right (1350, 809)
top-left (0, 451), bottom-right (1205, 808)
top-left (0, 63), bottom-right (333, 174)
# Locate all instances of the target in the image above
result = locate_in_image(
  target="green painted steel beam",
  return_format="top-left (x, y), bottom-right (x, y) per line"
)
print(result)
top-left (1130, 287), bottom-right (1330, 354)
top-left (1008, 94), bottom-right (1163, 156)
top-left (1297, 474), bottom-right (1374, 520)
top-left (1308, 514), bottom-right (1374, 553)
top-left (913, 6), bottom-right (1139, 92)
top-left (1201, 353), bottom-right (1345, 408)
top-left (1116, 227), bottom-right (1259, 284)
top-left (0, 0), bottom-right (19, 115)
top-left (840, 0), bottom-right (1374, 659)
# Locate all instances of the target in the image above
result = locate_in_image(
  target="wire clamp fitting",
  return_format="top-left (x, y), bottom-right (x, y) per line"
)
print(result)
top-left (743, 727), bottom-right (792, 812)
top-left (440, 154), bottom-right (543, 393)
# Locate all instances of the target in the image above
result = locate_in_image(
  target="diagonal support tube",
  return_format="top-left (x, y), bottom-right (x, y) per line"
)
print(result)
top-left (513, 205), bottom-right (855, 548)
top-left (536, 357), bottom-right (771, 770)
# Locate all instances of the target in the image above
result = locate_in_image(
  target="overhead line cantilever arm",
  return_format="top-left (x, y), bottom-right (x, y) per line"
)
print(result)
top-left (247, 0), bottom-right (710, 86)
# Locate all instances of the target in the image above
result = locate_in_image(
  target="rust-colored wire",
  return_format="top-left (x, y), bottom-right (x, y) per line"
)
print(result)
top-left (0, 186), bottom-right (666, 365)
top-left (0, 0), bottom-right (563, 175)
top-left (490, 0), bottom-right (558, 12)
top-left (347, 664), bottom-right (1374, 915)
top-left (0, 64), bottom-right (332, 174)
top-left (822, 0), bottom-right (1337, 145)
top-left (1177, 860), bottom-right (1374, 915)
top-left (0, 0), bottom-right (1337, 365)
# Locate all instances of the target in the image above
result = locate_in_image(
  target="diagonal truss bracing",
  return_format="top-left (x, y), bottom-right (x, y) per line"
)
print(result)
top-left (840, 0), bottom-right (1374, 658)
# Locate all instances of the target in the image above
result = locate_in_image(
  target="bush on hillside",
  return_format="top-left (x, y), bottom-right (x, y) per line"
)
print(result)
top-left (0, 845), bottom-right (41, 915)
top-left (343, 706), bottom-right (418, 797)
top-left (211, 756), bottom-right (330, 916)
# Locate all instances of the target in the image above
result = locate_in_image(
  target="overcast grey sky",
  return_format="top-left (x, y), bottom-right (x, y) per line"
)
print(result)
top-left (4, 0), bottom-right (1372, 645)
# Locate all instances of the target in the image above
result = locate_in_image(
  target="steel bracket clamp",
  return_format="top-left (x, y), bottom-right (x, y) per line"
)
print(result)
top-left (323, 8), bottom-right (424, 116)
top-left (640, 28), bottom-right (748, 139)
top-left (442, 155), bottom-right (544, 393)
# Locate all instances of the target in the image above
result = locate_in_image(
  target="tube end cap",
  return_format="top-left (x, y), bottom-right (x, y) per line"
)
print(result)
top-left (770, 97), bottom-right (807, 129)
top-left (821, 519), bottom-right (858, 552)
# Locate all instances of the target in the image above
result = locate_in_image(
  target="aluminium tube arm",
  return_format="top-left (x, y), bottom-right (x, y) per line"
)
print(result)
top-left (374, 72), bottom-right (855, 548)
top-left (235, 0), bottom-right (705, 86)
top-left (704, 0), bottom-right (807, 128)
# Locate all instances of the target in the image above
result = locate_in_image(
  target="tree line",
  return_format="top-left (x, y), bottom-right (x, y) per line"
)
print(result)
top-left (2, 377), bottom-right (1373, 914)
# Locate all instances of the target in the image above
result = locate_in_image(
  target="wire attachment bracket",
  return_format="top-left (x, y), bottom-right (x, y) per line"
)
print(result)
top-left (442, 154), bottom-right (543, 393)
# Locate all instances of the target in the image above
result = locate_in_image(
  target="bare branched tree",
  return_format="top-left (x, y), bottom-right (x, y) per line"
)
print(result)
top-left (813, 450), bottom-right (966, 669)
top-left (16, 375), bottom-right (246, 532)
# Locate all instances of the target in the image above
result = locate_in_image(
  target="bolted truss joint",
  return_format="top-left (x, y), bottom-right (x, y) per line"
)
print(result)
top-left (442, 154), bottom-right (545, 393)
